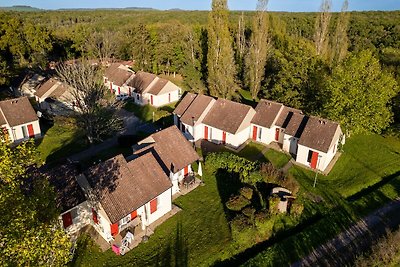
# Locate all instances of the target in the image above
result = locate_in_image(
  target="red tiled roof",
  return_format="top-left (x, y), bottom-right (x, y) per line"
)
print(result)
top-left (251, 100), bottom-right (283, 128)
top-left (127, 71), bottom-right (157, 93)
top-left (298, 116), bottom-right (340, 153)
top-left (147, 78), bottom-right (168, 95)
top-left (0, 97), bottom-right (38, 127)
top-left (180, 94), bottom-right (214, 126)
top-left (86, 154), bottom-right (172, 224)
top-left (135, 126), bottom-right (200, 173)
top-left (202, 98), bottom-right (253, 134)
top-left (173, 92), bottom-right (197, 116)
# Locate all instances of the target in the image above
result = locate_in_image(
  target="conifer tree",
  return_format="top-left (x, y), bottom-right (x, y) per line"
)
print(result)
top-left (207, 0), bottom-right (238, 99)
top-left (245, 0), bottom-right (269, 100)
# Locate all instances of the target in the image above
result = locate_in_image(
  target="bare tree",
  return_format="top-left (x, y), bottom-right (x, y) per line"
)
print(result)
top-left (56, 61), bottom-right (123, 144)
top-left (245, 0), bottom-right (269, 100)
top-left (237, 12), bottom-right (246, 60)
top-left (330, 0), bottom-right (350, 66)
top-left (314, 0), bottom-right (332, 57)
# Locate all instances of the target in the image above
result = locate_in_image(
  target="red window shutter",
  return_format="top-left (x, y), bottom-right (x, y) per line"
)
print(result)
top-left (62, 212), bottom-right (73, 228)
top-left (150, 95), bottom-right (154, 105)
top-left (310, 152), bottom-right (319, 169)
top-left (110, 223), bottom-right (119, 236)
top-left (118, 87), bottom-right (121, 95)
top-left (92, 208), bottom-right (98, 224)
top-left (130, 210), bottom-right (137, 220)
top-left (204, 126), bottom-right (208, 140)
top-left (128, 88), bottom-right (132, 96)
top-left (222, 131), bottom-right (226, 144)
top-left (150, 198), bottom-right (157, 214)
top-left (27, 124), bottom-right (34, 138)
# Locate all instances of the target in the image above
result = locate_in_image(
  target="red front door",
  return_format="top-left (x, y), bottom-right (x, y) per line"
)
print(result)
top-left (118, 87), bottom-right (120, 95)
top-left (150, 198), bottom-right (157, 214)
top-left (310, 151), bottom-right (319, 169)
top-left (92, 208), bottom-right (98, 224)
top-left (184, 166), bottom-right (189, 176)
top-left (150, 95), bottom-right (154, 105)
top-left (128, 88), bottom-right (132, 96)
top-left (275, 128), bottom-right (280, 141)
top-left (27, 124), bottom-right (34, 137)
top-left (252, 126), bottom-right (258, 140)
top-left (111, 223), bottom-right (119, 236)
top-left (130, 210), bottom-right (137, 220)
top-left (222, 131), bottom-right (226, 144)
top-left (204, 126), bottom-right (208, 140)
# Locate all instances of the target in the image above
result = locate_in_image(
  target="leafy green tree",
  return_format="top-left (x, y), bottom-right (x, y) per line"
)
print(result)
top-left (324, 50), bottom-right (399, 135)
top-left (245, 0), bottom-right (269, 100)
top-left (207, 0), bottom-right (238, 99)
top-left (0, 137), bottom-right (72, 266)
top-left (265, 36), bottom-right (317, 109)
top-left (131, 23), bottom-right (152, 72)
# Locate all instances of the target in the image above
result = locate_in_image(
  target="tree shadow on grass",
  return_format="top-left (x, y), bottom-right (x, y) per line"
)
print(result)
top-left (156, 221), bottom-right (189, 267)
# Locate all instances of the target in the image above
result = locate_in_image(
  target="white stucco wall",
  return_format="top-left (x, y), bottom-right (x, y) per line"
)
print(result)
top-left (282, 134), bottom-right (299, 155)
top-left (250, 124), bottom-right (275, 145)
top-left (60, 201), bottom-right (91, 235)
top-left (144, 188), bottom-right (172, 226)
top-left (5, 120), bottom-right (41, 143)
top-left (145, 89), bottom-right (180, 107)
top-left (169, 165), bottom-right (193, 195)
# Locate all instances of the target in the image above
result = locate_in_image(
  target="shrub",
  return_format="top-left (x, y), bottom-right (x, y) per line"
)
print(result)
top-left (269, 195), bottom-right (281, 215)
top-left (230, 214), bottom-right (257, 247)
top-left (280, 174), bottom-right (300, 196)
top-left (289, 201), bottom-right (304, 217)
top-left (240, 187), bottom-right (253, 200)
top-left (254, 211), bottom-right (275, 239)
top-left (226, 195), bottom-right (251, 211)
top-left (242, 207), bottom-right (256, 221)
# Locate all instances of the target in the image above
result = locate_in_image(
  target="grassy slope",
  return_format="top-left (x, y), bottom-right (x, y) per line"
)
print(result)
top-left (321, 134), bottom-right (400, 198)
top-left (243, 134), bottom-right (400, 266)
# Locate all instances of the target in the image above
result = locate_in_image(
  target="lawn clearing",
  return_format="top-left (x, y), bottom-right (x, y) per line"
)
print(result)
top-left (37, 117), bottom-right (87, 164)
top-left (319, 134), bottom-right (400, 198)
top-left (236, 142), bottom-right (267, 161)
top-left (264, 149), bottom-right (291, 169)
top-left (124, 101), bottom-right (176, 124)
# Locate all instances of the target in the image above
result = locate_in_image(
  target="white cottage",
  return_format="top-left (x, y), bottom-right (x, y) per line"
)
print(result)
top-left (103, 63), bottom-right (135, 98)
top-left (0, 97), bottom-right (41, 143)
top-left (126, 71), bottom-right (181, 107)
top-left (133, 125), bottom-right (200, 195)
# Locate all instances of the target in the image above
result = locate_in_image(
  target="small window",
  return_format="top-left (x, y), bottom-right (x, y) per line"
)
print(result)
top-left (70, 207), bottom-right (79, 219)
top-left (307, 150), bottom-right (313, 163)
top-left (22, 126), bottom-right (28, 138)
top-left (258, 127), bottom-right (262, 139)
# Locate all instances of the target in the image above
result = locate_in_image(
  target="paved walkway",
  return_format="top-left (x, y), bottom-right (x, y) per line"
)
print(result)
top-left (291, 198), bottom-right (400, 267)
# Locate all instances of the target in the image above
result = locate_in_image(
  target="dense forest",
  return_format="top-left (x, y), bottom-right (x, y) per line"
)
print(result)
top-left (0, 7), bottom-right (399, 133)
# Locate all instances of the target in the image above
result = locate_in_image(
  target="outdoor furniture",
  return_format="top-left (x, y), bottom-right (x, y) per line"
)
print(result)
top-left (182, 175), bottom-right (195, 189)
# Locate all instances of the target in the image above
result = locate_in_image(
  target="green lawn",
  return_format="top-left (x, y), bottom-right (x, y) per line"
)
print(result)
top-left (236, 142), bottom-right (266, 161)
top-left (124, 101), bottom-right (177, 124)
top-left (264, 149), bottom-right (292, 169)
top-left (319, 134), bottom-right (400, 198)
top-left (36, 117), bottom-right (88, 164)
top-left (71, 168), bottom-right (234, 266)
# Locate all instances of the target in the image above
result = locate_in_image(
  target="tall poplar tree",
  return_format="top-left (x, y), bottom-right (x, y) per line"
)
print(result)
top-left (207, 0), bottom-right (238, 99)
top-left (314, 0), bottom-right (332, 58)
top-left (330, 0), bottom-right (350, 66)
top-left (245, 0), bottom-right (269, 100)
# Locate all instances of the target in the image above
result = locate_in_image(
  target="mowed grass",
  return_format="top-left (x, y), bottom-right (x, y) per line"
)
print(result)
top-left (236, 142), bottom-right (266, 161)
top-left (124, 101), bottom-right (177, 123)
top-left (264, 149), bottom-right (292, 169)
top-left (36, 117), bottom-right (87, 164)
top-left (71, 168), bottom-right (233, 267)
top-left (320, 134), bottom-right (400, 198)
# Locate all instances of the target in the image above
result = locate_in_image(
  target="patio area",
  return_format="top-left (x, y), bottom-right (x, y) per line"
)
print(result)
top-left (79, 205), bottom-right (182, 255)
top-left (173, 175), bottom-right (203, 200)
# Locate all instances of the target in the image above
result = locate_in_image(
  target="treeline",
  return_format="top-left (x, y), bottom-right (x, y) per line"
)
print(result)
top-left (0, 5), bottom-right (399, 134)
